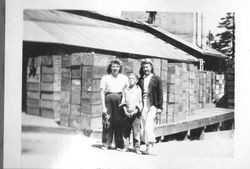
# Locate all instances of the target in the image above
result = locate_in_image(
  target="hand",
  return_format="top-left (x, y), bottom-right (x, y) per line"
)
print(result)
top-left (102, 107), bottom-right (107, 114)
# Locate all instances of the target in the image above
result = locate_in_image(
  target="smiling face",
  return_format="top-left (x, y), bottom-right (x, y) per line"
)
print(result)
top-left (111, 63), bottom-right (120, 76)
top-left (142, 63), bottom-right (152, 76)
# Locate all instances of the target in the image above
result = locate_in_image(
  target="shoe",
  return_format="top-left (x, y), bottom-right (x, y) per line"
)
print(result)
top-left (121, 148), bottom-right (129, 152)
top-left (101, 146), bottom-right (111, 150)
top-left (135, 149), bottom-right (142, 155)
top-left (101, 146), bottom-right (108, 150)
top-left (116, 148), bottom-right (122, 151)
top-left (142, 149), bottom-right (150, 155)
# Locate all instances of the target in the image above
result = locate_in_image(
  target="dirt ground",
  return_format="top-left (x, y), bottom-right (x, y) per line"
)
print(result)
top-left (22, 131), bottom-right (234, 169)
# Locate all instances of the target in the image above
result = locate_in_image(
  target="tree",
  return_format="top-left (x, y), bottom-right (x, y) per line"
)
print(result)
top-left (211, 12), bottom-right (235, 59)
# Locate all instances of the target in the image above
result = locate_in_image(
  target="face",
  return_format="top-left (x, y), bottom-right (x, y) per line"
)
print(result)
top-left (128, 74), bottom-right (137, 86)
top-left (111, 63), bottom-right (120, 76)
top-left (142, 63), bottom-right (152, 76)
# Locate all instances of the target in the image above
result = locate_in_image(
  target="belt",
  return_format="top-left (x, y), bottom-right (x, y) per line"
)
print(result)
top-left (105, 92), bottom-right (122, 95)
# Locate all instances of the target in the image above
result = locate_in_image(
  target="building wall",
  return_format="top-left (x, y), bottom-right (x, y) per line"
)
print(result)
top-left (121, 11), bottom-right (203, 46)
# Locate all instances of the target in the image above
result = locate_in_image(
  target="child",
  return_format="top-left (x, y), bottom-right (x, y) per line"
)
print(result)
top-left (120, 73), bottom-right (143, 154)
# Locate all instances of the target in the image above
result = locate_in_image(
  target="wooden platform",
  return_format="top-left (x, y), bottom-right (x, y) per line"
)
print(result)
top-left (155, 105), bottom-right (234, 137)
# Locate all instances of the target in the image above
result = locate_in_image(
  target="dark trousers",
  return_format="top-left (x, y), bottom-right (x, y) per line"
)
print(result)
top-left (102, 93), bottom-right (124, 148)
top-left (123, 115), bottom-right (141, 149)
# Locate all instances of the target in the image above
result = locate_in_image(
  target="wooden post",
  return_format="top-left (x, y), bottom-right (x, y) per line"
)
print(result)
top-left (0, 0), bottom-right (5, 166)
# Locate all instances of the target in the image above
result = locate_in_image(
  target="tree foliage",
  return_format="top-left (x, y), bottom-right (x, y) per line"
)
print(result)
top-left (210, 13), bottom-right (235, 59)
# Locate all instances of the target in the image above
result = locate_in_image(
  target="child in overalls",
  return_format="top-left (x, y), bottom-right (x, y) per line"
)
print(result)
top-left (120, 73), bottom-right (143, 154)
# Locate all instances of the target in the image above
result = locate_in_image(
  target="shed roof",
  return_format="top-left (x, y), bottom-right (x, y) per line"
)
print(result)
top-left (23, 10), bottom-right (198, 62)
top-left (144, 24), bottom-right (228, 59)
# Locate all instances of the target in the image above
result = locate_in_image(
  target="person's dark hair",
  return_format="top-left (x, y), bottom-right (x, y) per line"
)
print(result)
top-left (107, 58), bottom-right (123, 74)
top-left (139, 58), bottom-right (154, 77)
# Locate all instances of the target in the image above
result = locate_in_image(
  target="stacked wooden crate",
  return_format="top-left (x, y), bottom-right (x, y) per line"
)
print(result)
top-left (26, 57), bottom-right (41, 116)
top-left (215, 74), bottom-right (225, 101)
top-left (40, 55), bottom-right (62, 119)
top-left (60, 55), bottom-right (71, 126)
top-left (81, 53), bottom-right (115, 130)
top-left (160, 59), bottom-right (168, 124)
top-left (167, 63), bottom-right (181, 123)
top-left (226, 58), bottom-right (235, 108)
top-left (188, 64), bottom-right (199, 115)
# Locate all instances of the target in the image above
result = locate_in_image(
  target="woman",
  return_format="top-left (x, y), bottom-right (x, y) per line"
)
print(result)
top-left (138, 58), bottom-right (163, 154)
top-left (100, 58), bottom-right (129, 150)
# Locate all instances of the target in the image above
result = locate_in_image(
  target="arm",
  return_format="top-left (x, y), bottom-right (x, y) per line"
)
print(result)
top-left (157, 77), bottom-right (163, 113)
top-left (100, 89), bottom-right (107, 114)
top-left (135, 87), bottom-right (143, 114)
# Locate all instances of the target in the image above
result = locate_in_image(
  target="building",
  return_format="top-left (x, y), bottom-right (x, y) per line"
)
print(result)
top-left (23, 10), bottom-right (226, 133)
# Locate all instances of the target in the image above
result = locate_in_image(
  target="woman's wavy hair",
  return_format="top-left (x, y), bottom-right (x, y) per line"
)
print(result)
top-left (139, 58), bottom-right (154, 77)
top-left (107, 58), bottom-right (123, 74)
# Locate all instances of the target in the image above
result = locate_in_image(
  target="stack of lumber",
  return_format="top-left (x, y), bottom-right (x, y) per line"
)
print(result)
top-left (40, 55), bottom-right (61, 119)
top-left (26, 56), bottom-right (41, 116)
top-left (226, 58), bottom-right (235, 108)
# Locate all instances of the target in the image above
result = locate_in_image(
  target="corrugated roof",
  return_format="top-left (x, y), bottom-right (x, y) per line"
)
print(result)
top-left (23, 10), bottom-right (198, 62)
top-left (145, 24), bottom-right (228, 59)
top-left (202, 45), bottom-right (228, 58)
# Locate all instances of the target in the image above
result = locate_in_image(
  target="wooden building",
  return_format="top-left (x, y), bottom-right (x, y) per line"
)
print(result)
top-left (23, 10), bottom-right (227, 132)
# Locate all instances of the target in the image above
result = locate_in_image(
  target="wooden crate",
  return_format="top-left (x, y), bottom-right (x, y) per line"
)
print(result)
top-left (27, 91), bottom-right (40, 100)
top-left (81, 91), bottom-right (102, 105)
top-left (71, 91), bottom-right (81, 105)
top-left (61, 72), bottom-right (71, 91)
top-left (60, 113), bottom-right (70, 127)
top-left (71, 104), bottom-right (81, 116)
top-left (61, 55), bottom-right (71, 67)
top-left (41, 55), bottom-right (53, 66)
top-left (26, 106), bottom-right (40, 116)
top-left (60, 103), bottom-right (71, 115)
top-left (80, 114), bottom-right (102, 130)
top-left (41, 108), bottom-right (60, 119)
top-left (27, 82), bottom-right (40, 91)
top-left (61, 91), bottom-right (71, 103)
top-left (71, 66), bottom-right (82, 79)
top-left (41, 92), bottom-right (61, 101)
top-left (69, 115), bottom-right (82, 129)
top-left (94, 53), bottom-right (115, 66)
top-left (41, 82), bottom-right (61, 92)
top-left (52, 55), bottom-right (62, 67)
top-left (80, 103), bottom-right (102, 116)
top-left (41, 66), bottom-right (61, 74)
top-left (161, 59), bottom-right (168, 71)
top-left (40, 99), bottom-right (60, 110)
top-left (26, 98), bottom-right (40, 107)
top-left (27, 56), bottom-right (41, 67)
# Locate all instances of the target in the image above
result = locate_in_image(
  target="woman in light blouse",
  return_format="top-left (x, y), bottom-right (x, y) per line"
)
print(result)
top-left (138, 58), bottom-right (163, 154)
top-left (100, 59), bottom-right (129, 150)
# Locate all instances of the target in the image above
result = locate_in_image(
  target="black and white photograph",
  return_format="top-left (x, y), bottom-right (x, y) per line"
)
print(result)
top-left (2, 0), bottom-right (250, 169)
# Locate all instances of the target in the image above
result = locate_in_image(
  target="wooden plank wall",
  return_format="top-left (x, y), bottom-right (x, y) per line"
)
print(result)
top-left (25, 52), bottom-right (222, 131)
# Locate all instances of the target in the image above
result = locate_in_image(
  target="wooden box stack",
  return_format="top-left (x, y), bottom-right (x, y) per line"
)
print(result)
top-left (26, 56), bottom-right (41, 116)
top-left (226, 58), bottom-right (234, 108)
top-left (166, 63), bottom-right (181, 123)
top-left (60, 55), bottom-right (71, 126)
top-left (215, 74), bottom-right (225, 101)
top-left (81, 53), bottom-right (115, 130)
top-left (159, 59), bottom-right (168, 124)
top-left (188, 64), bottom-right (199, 115)
top-left (40, 55), bottom-right (62, 119)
